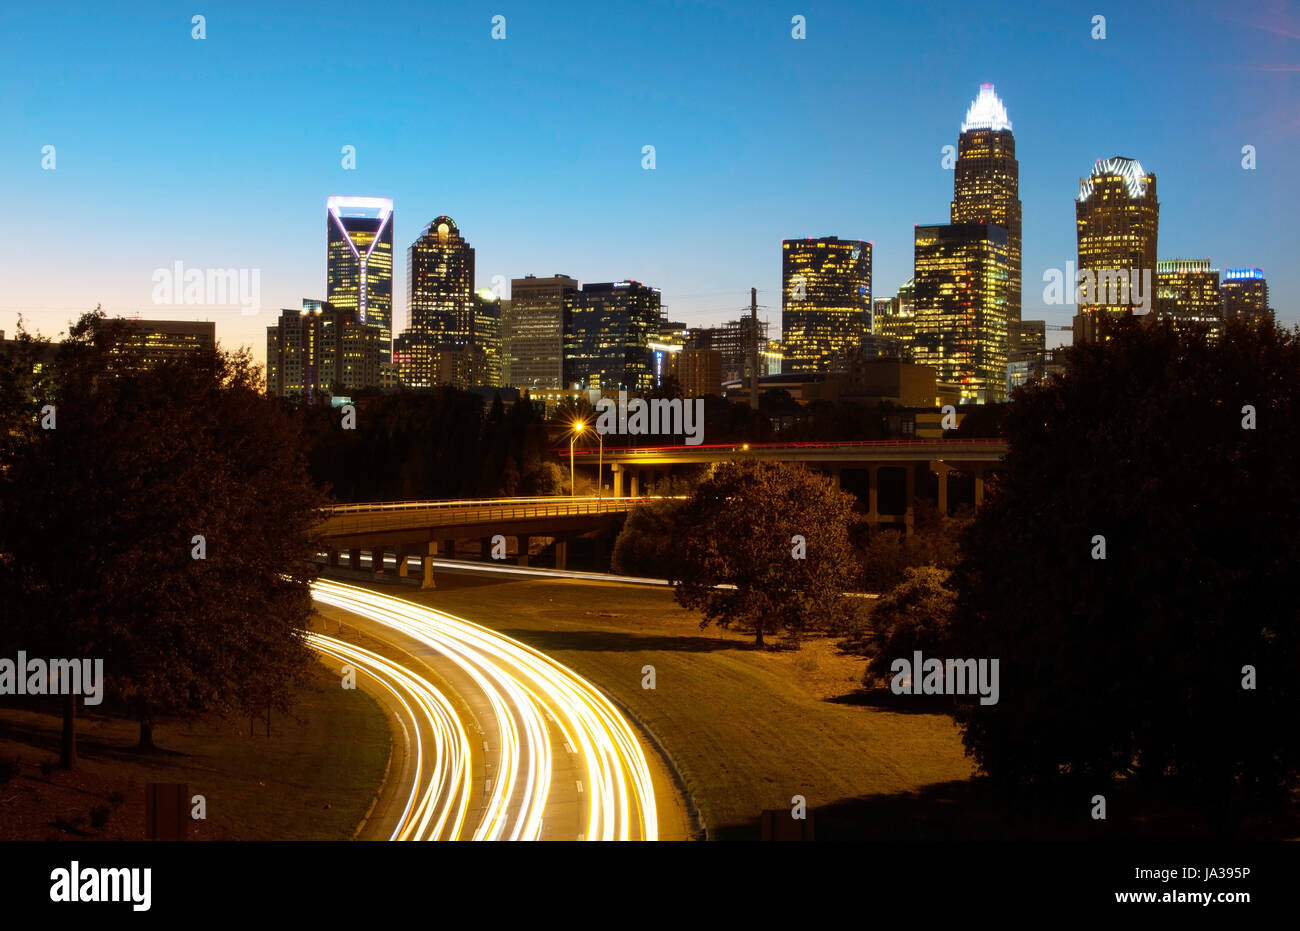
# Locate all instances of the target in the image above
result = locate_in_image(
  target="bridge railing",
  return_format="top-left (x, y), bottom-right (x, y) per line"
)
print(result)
top-left (320, 496), bottom-right (646, 535)
top-left (326, 496), bottom-right (609, 515)
top-left (561, 439), bottom-right (1008, 456)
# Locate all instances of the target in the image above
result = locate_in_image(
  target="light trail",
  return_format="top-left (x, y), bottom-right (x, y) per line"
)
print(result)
top-left (309, 579), bottom-right (659, 841)
top-left (305, 632), bottom-right (473, 841)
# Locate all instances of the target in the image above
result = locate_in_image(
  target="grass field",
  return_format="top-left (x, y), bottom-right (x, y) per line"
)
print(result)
top-left (387, 569), bottom-right (978, 839)
top-left (0, 658), bottom-right (389, 841)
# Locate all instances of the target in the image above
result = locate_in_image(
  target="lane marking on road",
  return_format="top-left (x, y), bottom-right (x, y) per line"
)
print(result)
top-left (576, 780), bottom-right (583, 793)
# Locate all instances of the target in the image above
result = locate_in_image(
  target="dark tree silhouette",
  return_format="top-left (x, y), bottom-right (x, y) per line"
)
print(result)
top-left (948, 316), bottom-right (1300, 819)
top-left (0, 311), bottom-right (322, 759)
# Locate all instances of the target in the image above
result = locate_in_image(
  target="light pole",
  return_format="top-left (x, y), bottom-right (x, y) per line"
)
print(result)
top-left (569, 421), bottom-right (585, 498)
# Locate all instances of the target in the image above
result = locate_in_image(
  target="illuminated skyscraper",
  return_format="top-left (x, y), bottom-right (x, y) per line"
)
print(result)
top-left (913, 223), bottom-right (1010, 404)
top-left (1220, 268), bottom-right (1272, 322)
top-left (951, 84), bottom-right (1022, 323)
top-left (407, 216), bottom-right (475, 344)
top-left (1074, 157), bottom-right (1159, 344)
top-left (1155, 259), bottom-right (1222, 338)
top-left (396, 216), bottom-right (495, 388)
top-left (505, 274), bottom-right (578, 389)
top-left (326, 196), bottom-right (393, 361)
top-left (563, 281), bottom-right (661, 392)
top-left (471, 288), bottom-right (503, 387)
top-left (781, 237), bottom-right (872, 373)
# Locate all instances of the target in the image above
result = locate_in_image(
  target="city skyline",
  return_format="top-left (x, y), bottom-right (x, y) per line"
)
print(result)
top-left (3, 1), bottom-right (1295, 368)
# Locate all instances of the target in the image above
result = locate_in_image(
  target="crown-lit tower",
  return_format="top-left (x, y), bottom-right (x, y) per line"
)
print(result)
top-left (326, 196), bottom-right (394, 361)
top-left (951, 84), bottom-right (1022, 323)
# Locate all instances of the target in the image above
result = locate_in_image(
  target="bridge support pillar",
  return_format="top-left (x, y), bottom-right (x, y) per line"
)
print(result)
top-left (867, 465), bottom-right (879, 526)
top-left (630, 470), bottom-right (640, 498)
top-left (609, 464), bottom-right (622, 498)
top-left (348, 548), bottom-right (362, 570)
top-left (327, 550), bottom-right (340, 568)
top-left (441, 539), bottom-right (456, 559)
top-left (517, 536), bottom-right (530, 567)
top-left (904, 465), bottom-right (915, 536)
top-left (555, 539), bottom-right (568, 571)
top-left (397, 549), bottom-right (410, 579)
top-left (481, 536), bottom-right (495, 560)
top-left (421, 555), bottom-right (436, 590)
top-left (931, 461), bottom-right (952, 517)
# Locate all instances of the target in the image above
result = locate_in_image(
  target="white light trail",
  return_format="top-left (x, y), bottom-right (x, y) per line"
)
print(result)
top-left (309, 580), bottom-right (658, 841)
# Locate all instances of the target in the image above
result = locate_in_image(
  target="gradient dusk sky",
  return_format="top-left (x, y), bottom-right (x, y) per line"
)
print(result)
top-left (2, 0), bottom-right (1296, 364)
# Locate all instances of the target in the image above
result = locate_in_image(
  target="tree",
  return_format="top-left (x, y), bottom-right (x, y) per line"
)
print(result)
top-left (0, 311), bottom-right (323, 759)
top-left (862, 567), bottom-right (956, 687)
top-left (672, 460), bottom-right (858, 647)
top-left (948, 316), bottom-right (1300, 817)
top-left (610, 498), bottom-right (688, 580)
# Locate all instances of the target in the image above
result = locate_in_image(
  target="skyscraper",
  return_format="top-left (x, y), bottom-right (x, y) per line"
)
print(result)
top-left (913, 223), bottom-right (1010, 404)
top-left (781, 237), bottom-right (872, 373)
top-left (951, 84), bottom-right (1022, 323)
top-left (505, 274), bottom-right (578, 389)
top-left (1155, 259), bottom-right (1222, 337)
top-left (326, 196), bottom-right (393, 361)
top-left (396, 216), bottom-right (489, 388)
top-left (407, 216), bottom-right (475, 344)
top-left (563, 281), bottom-right (661, 392)
top-left (1074, 157), bottom-right (1159, 344)
top-left (1220, 268), bottom-right (1272, 322)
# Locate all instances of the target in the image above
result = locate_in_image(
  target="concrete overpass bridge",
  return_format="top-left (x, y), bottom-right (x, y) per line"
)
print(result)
top-left (317, 496), bottom-right (638, 588)
top-left (564, 439), bottom-right (1008, 532)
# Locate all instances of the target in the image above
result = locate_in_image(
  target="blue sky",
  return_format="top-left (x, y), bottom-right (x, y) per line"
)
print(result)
top-left (2, 0), bottom-right (1296, 361)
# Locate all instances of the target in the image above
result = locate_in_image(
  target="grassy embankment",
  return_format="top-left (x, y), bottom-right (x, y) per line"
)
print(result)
top-left (0, 659), bottom-right (388, 841)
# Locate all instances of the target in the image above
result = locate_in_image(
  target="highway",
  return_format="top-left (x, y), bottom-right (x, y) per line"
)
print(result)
top-left (307, 579), bottom-right (659, 841)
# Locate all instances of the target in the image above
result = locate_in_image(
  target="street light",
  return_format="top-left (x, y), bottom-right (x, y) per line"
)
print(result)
top-left (569, 420), bottom-right (585, 498)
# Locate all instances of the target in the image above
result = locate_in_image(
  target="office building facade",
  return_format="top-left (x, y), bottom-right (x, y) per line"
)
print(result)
top-left (267, 299), bottom-right (382, 401)
top-left (505, 274), bottom-right (577, 390)
top-left (563, 281), bottom-right (661, 392)
top-left (1155, 259), bottom-right (1222, 336)
top-left (781, 237), bottom-right (872, 373)
top-left (913, 223), bottom-right (1010, 404)
top-left (1220, 268), bottom-right (1272, 322)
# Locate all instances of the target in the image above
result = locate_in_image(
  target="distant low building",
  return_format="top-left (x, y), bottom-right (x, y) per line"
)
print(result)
top-left (672, 348), bottom-right (723, 396)
top-left (267, 299), bottom-right (382, 401)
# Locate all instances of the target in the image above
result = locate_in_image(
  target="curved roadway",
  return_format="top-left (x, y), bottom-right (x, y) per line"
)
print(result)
top-left (307, 579), bottom-right (659, 841)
